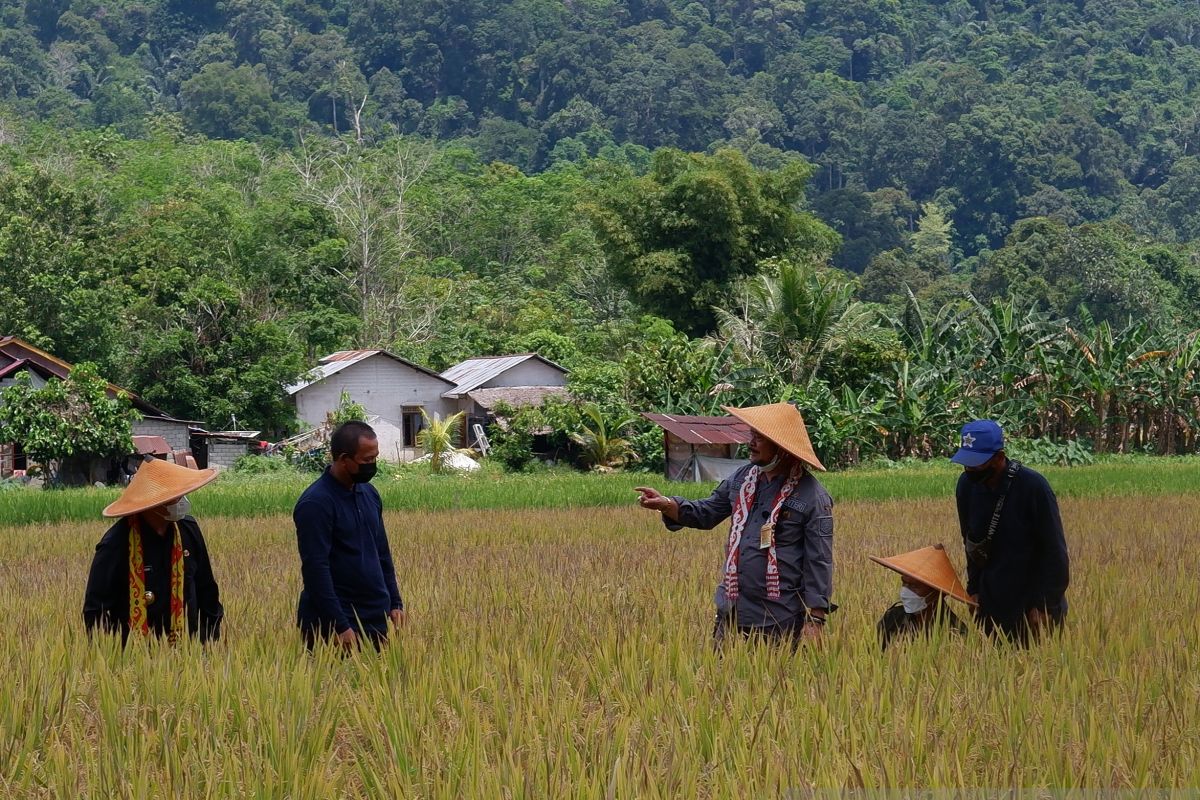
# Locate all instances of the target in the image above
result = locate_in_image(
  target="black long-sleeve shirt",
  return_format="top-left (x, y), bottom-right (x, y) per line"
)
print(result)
top-left (956, 464), bottom-right (1069, 634)
top-left (877, 601), bottom-right (969, 651)
top-left (82, 516), bottom-right (224, 643)
top-left (294, 468), bottom-right (403, 635)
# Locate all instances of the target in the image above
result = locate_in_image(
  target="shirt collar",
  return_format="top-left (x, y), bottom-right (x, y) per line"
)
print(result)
top-left (321, 466), bottom-right (358, 496)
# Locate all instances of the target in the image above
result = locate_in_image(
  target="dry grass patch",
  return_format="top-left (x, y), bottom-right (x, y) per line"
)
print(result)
top-left (1, 495), bottom-right (1198, 796)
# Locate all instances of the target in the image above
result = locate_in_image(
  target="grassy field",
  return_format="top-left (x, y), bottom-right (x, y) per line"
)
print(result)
top-left (4, 456), bottom-right (1200, 525)
top-left (1, 489), bottom-right (1198, 795)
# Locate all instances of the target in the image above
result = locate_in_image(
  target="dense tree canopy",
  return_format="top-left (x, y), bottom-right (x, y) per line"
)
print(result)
top-left (585, 149), bottom-right (838, 335)
top-left (3, 0), bottom-right (1200, 463)
top-left (3, 0), bottom-right (1200, 263)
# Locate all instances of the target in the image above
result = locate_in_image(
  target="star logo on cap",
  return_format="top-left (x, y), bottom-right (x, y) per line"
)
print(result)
top-left (962, 433), bottom-right (976, 448)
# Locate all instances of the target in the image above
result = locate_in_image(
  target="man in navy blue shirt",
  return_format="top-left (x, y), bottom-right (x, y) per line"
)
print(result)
top-left (295, 421), bottom-right (405, 650)
top-left (952, 420), bottom-right (1069, 644)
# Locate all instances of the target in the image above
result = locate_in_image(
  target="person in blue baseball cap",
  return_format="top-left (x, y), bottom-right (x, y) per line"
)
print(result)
top-left (951, 420), bottom-right (1070, 644)
top-left (950, 420), bottom-right (1005, 468)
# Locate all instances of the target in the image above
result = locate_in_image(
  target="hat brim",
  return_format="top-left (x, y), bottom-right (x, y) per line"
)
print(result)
top-left (868, 552), bottom-right (977, 606)
top-left (950, 447), bottom-right (995, 467)
top-left (721, 404), bottom-right (826, 472)
top-left (102, 463), bottom-right (218, 518)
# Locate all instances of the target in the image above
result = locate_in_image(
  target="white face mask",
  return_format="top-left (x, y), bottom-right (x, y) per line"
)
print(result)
top-left (900, 586), bottom-right (929, 614)
top-left (163, 496), bottom-right (191, 522)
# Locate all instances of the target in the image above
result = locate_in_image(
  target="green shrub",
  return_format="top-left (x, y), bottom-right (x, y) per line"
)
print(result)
top-left (232, 454), bottom-right (297, 475)
top-left (1007, 437), bottom-right (1095, 467)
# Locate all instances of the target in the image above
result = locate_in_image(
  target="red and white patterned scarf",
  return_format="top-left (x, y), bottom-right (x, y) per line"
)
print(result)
top-left (722, 463), bottom-right (804, 601)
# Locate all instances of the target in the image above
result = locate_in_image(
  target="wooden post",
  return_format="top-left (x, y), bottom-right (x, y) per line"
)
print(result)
top-left (663, 429), bottom-right (670, 481)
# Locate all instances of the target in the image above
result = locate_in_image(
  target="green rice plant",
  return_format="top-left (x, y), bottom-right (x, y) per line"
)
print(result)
top-left (4, 457), bottom-right (1200, 525)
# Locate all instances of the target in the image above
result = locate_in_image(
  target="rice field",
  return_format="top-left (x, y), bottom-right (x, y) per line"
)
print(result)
top-left (2, 485), bottom-right (1199, 795)
top-left (6, 456), bottom-right (1200, 525)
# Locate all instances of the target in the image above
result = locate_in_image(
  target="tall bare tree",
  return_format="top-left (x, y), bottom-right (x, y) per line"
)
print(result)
top-left (290, 136), bottom-right (442, 347)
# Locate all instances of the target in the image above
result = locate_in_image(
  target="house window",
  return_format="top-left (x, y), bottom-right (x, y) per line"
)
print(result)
top-left (401, 408), bottom-right (425, 448)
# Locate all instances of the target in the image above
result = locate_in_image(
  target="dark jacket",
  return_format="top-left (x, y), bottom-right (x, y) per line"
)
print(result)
top-left (294, 468), bottom-right (403, 635)
top-left (82, 516), bottom-right (223, 643)
top-left (877, 601), bottom-right (969, 651)
top-left (956, 463), bottom-right (1069, 637)
top-left (666, 463), bottom-right (834, 629)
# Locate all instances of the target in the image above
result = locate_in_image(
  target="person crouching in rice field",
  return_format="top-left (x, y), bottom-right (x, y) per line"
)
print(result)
top-left (951, 419), bottom-right (1070, 645)
top-left (636, 403), bottom-right (834, 646)
top-left (871, 544), bottom-right (973, 651)
top-left (83, 458), bottom-right (224, 645)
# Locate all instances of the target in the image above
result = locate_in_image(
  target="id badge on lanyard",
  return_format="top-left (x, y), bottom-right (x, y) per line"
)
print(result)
top-left (759, 522), bottom-right (774, 549)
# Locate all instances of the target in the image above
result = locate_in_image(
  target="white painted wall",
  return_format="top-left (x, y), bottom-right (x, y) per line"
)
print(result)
top-left (365, 418), bottom-right (423, 463)
top-left (293, 356), bottom-right (456, 434)
top-left (481, 360), bottom-right (566, 388)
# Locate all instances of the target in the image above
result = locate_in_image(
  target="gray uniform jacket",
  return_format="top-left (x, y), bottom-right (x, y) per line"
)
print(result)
top-left (665, 464), bottom-right (834, 628)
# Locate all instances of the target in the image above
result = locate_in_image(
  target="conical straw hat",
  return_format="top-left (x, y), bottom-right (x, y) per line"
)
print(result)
top-left (721, 403), bottom-right (825, 472)
top-left (102, 458), bottom-right (218, 518)
top-left (869, 543), bottom-right (976, 605)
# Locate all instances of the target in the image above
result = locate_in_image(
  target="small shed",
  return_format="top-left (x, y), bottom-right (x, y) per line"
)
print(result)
top-left (467, 386), bottom-right (570, 434)
top-left (190, 430), bottom-right (263, 470)
top-left (641, 413), bottom-right (751, 482)
top-left (1, 335), bottom-right (199, 483)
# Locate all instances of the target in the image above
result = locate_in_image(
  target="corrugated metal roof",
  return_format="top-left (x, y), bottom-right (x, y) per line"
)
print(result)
top-left (441, 353), bottom-right (567, 397)
top-left (287, 350), bottom-right (454, 395)
top-left (192, 430), bottom-right (262, 439)
top-left (285, 351), bottom-right (371, 394)
top-left (1, 335), bottom-right (172, 418)
top-left (132, 435), bottom-right (171, 455)
top-left (641, 413), bottom-right (752, 445)
top-left (323, 350), bottom-right (373, 362)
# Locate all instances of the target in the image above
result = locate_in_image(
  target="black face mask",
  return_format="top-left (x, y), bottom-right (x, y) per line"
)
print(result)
top-left (964, 463), bottom-right (994, 483)
top-left (350, 461), bottom-right (378, 484)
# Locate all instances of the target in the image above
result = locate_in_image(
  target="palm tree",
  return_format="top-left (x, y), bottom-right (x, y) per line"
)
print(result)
top-left (417, 410), bottom-right (467, 473)
top-left (570, 403), bottom-right (637, 471)
top-left (716, 258), bottom-right (881, 389)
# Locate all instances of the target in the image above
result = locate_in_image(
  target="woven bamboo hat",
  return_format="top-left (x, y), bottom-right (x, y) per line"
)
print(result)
top-left (102, 458), bottom-right (218, 518)
top-left (721, 402), bottom-right (826, 472)
top-left (869, 544), bottom-right (976, 606)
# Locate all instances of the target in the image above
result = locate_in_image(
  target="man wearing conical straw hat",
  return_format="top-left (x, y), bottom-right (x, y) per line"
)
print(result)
top-left (83, 458), bottom-right (224, 644)
top-left (871, 544), bottom-right (973, 650)
top-left (637, 403), bottom-right (834, 644)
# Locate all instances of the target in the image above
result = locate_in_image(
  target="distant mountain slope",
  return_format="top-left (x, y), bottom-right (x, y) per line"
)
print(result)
top-left (3, 0), bottom-right (1200, 260)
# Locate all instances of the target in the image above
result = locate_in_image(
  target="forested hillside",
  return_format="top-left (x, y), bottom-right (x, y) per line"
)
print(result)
top-left (5, 0), bottom-right (1200, 258)
top-left (3, 0), bottom-right (1200, 462)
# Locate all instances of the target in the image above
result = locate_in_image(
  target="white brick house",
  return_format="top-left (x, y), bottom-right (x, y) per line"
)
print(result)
top-left (287, 350), bottom-right (459, 462)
